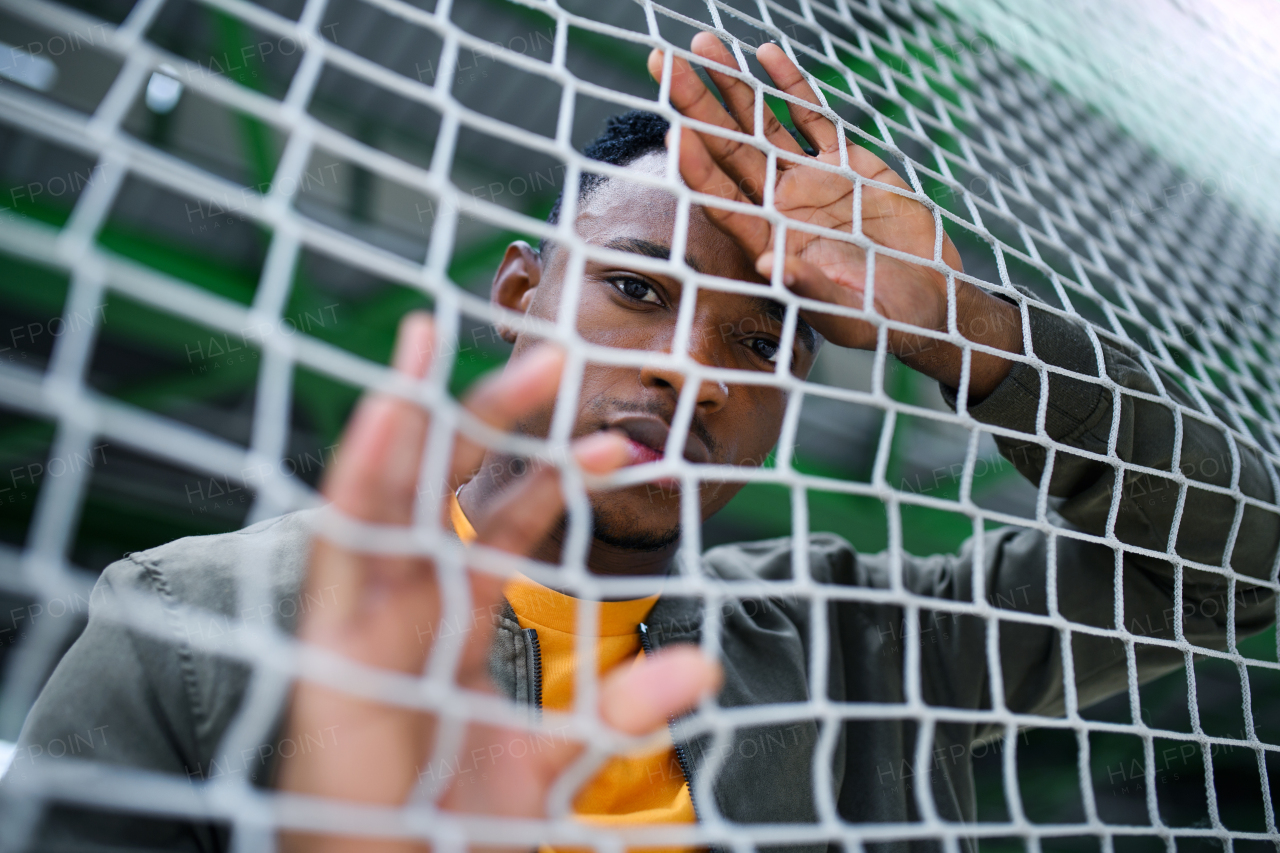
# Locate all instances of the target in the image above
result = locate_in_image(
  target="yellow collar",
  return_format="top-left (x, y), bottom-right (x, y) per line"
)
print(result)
top-left (448, 490), bottom-right (478, 543)
top-left (450, 491), bottom-right (658, 632)
top-left (505, 574), bottom-right (658, 636)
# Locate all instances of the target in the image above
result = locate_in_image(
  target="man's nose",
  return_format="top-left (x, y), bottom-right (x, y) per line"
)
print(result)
top-left (639, 361), bottom-right (729, 413)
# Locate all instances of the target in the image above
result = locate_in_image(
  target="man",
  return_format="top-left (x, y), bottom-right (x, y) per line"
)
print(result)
top-left (4, 36), bottom-right (1276, 853)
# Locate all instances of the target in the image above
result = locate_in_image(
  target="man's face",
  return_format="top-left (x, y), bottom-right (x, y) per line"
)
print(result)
top-left (497, 153), bottom-right (819, 550)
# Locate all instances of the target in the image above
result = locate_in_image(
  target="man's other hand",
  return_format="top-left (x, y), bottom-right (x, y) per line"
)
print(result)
top-left (275, 313), bottom-right (721, 852)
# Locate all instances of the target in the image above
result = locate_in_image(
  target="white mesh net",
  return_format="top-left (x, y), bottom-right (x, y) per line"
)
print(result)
top-left (0, 0), bottom-right (1279, 851)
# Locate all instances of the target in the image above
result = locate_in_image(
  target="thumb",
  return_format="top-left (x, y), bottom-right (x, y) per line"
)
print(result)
top-left (756, 251), bottom-right (875, 348)
top-left (755, 251), bottom-right (854, 306)
top-left (600, 645), bottom-right (721, 735)
top-left (439, 646), bottom-right (720, 819)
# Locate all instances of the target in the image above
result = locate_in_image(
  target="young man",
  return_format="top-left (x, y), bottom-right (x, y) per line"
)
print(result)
top-left (4, 37), bottom-right (1276, 853)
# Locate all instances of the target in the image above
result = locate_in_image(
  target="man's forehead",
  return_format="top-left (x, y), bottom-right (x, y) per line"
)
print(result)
top-left (574, 153), bottom-right (759, 282)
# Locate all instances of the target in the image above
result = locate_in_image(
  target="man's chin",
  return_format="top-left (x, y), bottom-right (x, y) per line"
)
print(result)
top-left (588, 488), bottom-right (682, 552)
top-left (591, 521), bottom-right (681, 552)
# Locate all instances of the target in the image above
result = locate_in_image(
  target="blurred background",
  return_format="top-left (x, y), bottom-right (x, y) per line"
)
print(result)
top-left (0, 0), bottom-right (1277, 846)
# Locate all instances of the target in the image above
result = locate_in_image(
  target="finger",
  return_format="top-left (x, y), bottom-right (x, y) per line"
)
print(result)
top-left (391, 310), bottom-right (435, 376)
top-left (756, 42), bottom-right (839, 155)
top-left (689, 32), bottom-right (804, 157)
top-left (448, 346), bottom-right (567, 490)
top-left (455, 431), bottom-right (631, 686)
top-left (647, 45), bottom-right (773, 202)
top-left (756, 250), bottom-right (857, 303)
top-left (440, 645), bottom-right (721, 823)
top-left (324, 312), bottom-right (435, 524)
top-left (305, 311), bottom-right (441, 662)
top-left (281, 315), bottom-right (448, 852)
top-left (755, 251), bottom-right (876, 348)
top-left (600, 645), bottom-right (721, 735)
top-left (672, 125), bottom-right (772, 258)
top-left (469, 431), bottom-right (631, 556)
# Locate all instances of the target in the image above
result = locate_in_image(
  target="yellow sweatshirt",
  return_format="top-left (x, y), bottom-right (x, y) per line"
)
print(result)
top-left (449, 494), bottom-right (696, 853)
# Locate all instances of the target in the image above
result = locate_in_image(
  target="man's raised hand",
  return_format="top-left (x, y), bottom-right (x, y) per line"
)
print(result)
top-left (650, 35), bottom-right (1022, 398)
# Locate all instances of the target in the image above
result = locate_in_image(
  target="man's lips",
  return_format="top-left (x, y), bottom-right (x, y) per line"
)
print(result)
top-left (605, 415), bottom-right (711, 466)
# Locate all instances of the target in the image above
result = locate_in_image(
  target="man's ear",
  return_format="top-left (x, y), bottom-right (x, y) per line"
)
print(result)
top-left (491, 241), bottom-right (542, 345)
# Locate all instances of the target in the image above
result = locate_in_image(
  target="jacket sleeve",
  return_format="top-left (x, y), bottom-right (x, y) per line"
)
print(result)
top-left (0, 513), bottom-right (308, 852)
top-left (884, 299), bottom-right (1278, 728)
top-left (0, 554), bottom-right (229, 852)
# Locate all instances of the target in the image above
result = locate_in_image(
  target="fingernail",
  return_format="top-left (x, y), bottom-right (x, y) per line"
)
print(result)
top-left (393, 312), bottom-right (435, 377)
top-left (610, 649), bottom-right (721, 733)
top-left (506, 345), bottom-right (565, 384)
top-left (573, 432), bottom-right (631, 473)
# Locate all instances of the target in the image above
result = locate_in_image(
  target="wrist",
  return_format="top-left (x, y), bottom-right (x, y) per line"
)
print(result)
top-left (953, 284), bottom-right (1023, 399)
top-left (896, 284), bottom-right (1022, 400)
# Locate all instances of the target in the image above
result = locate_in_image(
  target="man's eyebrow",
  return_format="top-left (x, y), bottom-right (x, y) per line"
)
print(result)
top-left (600, 238), bottom-right (705, 274)
top-left (752, 297), bottom-right (818, 353)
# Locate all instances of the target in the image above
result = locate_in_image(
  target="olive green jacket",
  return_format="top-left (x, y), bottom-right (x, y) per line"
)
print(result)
top-left (4, 303), bottom-right (1276, 853)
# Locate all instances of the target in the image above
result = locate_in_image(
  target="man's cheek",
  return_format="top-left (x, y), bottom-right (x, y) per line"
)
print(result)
top-left (575, 287), bottom-right (672, 351)
top-left (730, 391), bottom-right (786, 459)
top-left (512, 403), bottom-right (555, 440)
top-left (700, 480), bottom-right (746, 517)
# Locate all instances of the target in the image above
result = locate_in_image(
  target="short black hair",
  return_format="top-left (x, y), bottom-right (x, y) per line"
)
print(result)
top-left (541, 110), bottom-right (670, 254)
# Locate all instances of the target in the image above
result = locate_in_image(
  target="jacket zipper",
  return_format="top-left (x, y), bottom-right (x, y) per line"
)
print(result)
top-left (525, 628), bottom-right (543, 711)
top-left (638, 622), bottom-right (700, 822)
top-left (526, 622), bottom-right (706, 839)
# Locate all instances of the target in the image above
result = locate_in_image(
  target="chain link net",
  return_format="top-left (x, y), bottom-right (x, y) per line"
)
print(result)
top-left (0, 0), bottom-right (1278, 849)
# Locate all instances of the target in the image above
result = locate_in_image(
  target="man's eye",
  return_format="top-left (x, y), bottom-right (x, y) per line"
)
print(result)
top-left (750, 338), bottom-right (780, 363)
top-left (609, 276), bottom-right (661, 304)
